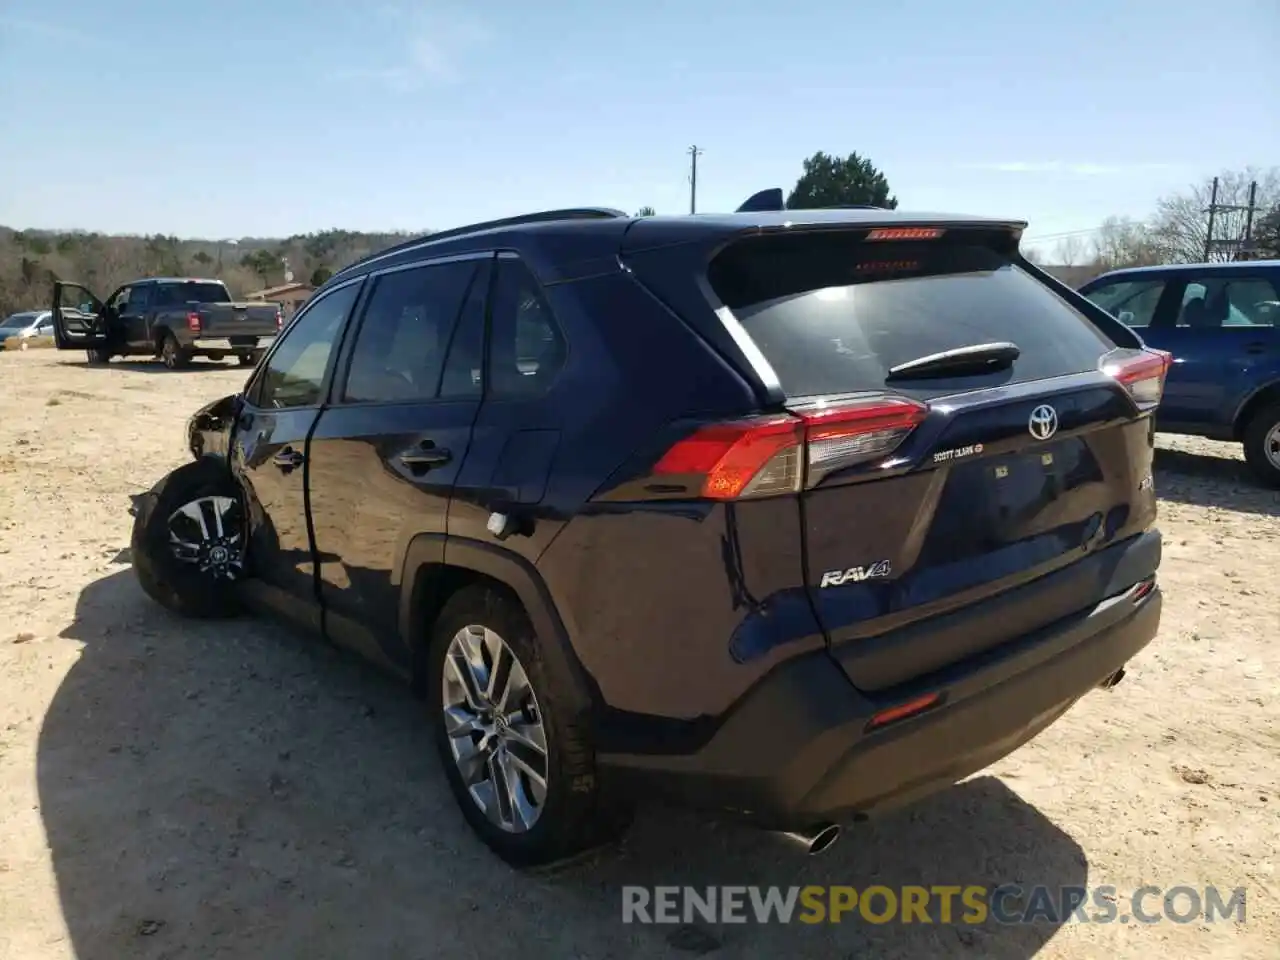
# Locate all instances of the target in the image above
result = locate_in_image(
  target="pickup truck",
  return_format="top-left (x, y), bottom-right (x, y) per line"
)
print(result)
top-left (51, 276), bottom-right (281, 369)
top-left (1079, 259), bottom-right (1280, 487)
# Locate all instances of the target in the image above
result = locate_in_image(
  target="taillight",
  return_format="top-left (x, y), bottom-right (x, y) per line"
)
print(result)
top-left (275, 309), bottom-right (283, 331)
top-left (186, 311), bottom-right (201, 332)
top-left (652, 396), bottom-right (928, 500)
top-left (1101, 348), bottom-right (1171, 412)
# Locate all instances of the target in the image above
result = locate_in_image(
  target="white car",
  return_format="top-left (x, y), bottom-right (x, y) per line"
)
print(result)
top-left (0, 310), bottom-right (55, 344)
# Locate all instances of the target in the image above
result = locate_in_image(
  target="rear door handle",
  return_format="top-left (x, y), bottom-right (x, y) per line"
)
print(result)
top-left (398, 442), bottom-right (451, 469)
top-left (272, 446), bottom-right (305, 471)
top-left (1245, 342), bottom-right (1267, 355)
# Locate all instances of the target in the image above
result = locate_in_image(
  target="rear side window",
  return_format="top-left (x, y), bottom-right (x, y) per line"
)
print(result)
top-left (707, 232), bottom-right (1116, 399)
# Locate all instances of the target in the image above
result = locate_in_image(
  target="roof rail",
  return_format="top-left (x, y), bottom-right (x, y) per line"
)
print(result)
top-left (335, 207), bottom-right (629, 277)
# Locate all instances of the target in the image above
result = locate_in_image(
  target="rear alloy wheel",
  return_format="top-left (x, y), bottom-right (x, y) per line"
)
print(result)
top-left (1242, 401), bottom-right (1280, 488)
top-left (442, 625), bottom-right (549, 833)
top-left (131, 460), bottom-right (245, 618)
top-left (160, 332), bottom-right (189, 370)
top-left (427, 586), bottom-right (630, 867)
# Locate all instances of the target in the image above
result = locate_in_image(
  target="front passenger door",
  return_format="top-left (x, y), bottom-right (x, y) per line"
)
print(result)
top-left (232, 278), bottom-right (364, 630)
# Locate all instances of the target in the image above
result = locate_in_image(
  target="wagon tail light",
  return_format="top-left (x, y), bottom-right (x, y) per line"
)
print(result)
top-left (275, 309), bottom-right (283, 331)
top-left (1101, 348), bottom-right (1171, 413)
top-left (186, 311), bottom-right (201, 332)
top-left (653, 396), bottom-right (928, 500)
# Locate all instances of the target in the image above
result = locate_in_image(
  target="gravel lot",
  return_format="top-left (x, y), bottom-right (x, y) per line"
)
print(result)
top-left (1, 349), bottom-right (1276, 960)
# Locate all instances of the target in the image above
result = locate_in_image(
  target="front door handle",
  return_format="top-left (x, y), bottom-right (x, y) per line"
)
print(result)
top-left (272, 446), bottom-right (305, 471)
top-left (398, 442), bottom-right (451, 470)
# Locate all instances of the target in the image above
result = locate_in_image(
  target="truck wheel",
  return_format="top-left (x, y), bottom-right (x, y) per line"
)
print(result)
top-left (425, 585), bottom-right (630, 867)
top-left (85, 348), bottom-right (111, 365)
top-left (160, 332), bottom-right (190, 370)
top-left (131, 459), bottom-right (245, 619)
top-left (1242, 401), bottom-right (1280, 489)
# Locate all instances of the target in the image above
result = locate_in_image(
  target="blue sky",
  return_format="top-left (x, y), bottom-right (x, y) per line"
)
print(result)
top-left (1, 0), bottom-right (1277, 254)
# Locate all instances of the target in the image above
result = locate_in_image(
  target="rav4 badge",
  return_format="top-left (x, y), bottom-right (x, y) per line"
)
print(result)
top-left (819, 560), bottom-right (892, 588)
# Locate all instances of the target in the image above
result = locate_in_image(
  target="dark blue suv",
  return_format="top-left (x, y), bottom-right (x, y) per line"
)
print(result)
top-left (1080, 260), bottom-right (1280, 486)
top-left (85, 202), bottom-right (1166, 866)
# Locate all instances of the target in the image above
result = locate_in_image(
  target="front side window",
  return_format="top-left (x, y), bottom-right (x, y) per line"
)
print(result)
top-left (251, 281), bottom-right (361, 409)
top-left (341, 260), bottom-right (478, 404)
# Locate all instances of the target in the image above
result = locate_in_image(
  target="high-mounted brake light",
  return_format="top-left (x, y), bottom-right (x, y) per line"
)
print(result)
top-left (1100, 348), bottom-right (1171, 412)
top-left (865, 227), bottom-right (945, 241)
top-left (653, 396), bottom-right (928, 500)
top-left (186, 311), bottom-right (201, 332)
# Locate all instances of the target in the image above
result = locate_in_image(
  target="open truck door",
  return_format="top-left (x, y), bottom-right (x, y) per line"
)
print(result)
top-left (51, 281), bottom-right (109, 353)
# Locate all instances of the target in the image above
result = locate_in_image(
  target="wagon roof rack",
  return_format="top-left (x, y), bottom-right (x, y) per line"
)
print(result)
top-left (336, 207), bottom-right (628, 278)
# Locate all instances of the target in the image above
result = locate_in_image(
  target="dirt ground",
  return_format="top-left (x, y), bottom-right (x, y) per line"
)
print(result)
top-left (0, 348), bottom-right (1276, 960)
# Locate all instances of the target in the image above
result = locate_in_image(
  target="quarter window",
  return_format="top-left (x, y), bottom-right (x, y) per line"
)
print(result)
top-left (487, 259), bottom-right (567, 398)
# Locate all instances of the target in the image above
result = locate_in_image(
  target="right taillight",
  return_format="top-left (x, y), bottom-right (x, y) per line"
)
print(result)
top-left (1101, 348), bottom-right (1171, 412)
top-left (652, 396), bottom-right (928, 500)
top-left (186, 311), bottom-right (201, 332)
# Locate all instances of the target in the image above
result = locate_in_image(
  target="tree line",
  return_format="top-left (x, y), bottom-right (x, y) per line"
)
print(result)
top-left (4, 154), bottom-right (1276, 318)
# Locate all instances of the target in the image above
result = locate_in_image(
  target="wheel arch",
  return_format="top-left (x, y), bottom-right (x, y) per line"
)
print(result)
top-left (398, 534), bottom-right (597, 711)
top-left (1233, 380), bottom-right (1280, 439)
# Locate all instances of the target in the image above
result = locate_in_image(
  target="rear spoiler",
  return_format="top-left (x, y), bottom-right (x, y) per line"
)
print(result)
top-left (734, 188), bottom-right (888, 214)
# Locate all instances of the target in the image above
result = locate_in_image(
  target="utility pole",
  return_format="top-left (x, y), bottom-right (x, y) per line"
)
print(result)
top-left (1202, 177), bottom-right (1259, 261)
top-left (687, 145), bottom-right (703, 214)
top-left (1203, 177), bottom-right (1219, 261)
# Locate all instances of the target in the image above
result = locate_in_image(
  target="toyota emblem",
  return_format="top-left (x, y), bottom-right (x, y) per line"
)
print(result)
top-left (1028, 404), bottom-right (1058, 441)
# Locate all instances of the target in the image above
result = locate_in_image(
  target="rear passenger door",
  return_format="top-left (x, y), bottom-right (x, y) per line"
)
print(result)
top-left (447, 254), bottom-right (571, 564)
top-left (1150, 270), bottom-right (1280, 428)
top-left (306, 254), bottom-right (490, 673)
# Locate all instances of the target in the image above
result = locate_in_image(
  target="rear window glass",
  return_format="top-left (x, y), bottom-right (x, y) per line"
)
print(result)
top-left (154, 282), bottom-right (229, 306)
top-left (707, 232), bottom-right (1116, 399)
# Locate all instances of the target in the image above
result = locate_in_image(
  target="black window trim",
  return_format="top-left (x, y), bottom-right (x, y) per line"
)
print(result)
top-left (242, 273), bottom-right (367, 411)
top-left (327, 250), bottom-right (496, 409)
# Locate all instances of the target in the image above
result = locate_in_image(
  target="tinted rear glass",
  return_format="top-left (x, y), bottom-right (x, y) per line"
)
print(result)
top-left (155, 282), bottom-right (229, 305)
top-left (707, 231), bottom-right (1116, 399)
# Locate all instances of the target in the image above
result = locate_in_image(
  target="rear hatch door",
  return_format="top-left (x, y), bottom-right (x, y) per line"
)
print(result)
top-left (704, 226), bottom-right (1166, 692)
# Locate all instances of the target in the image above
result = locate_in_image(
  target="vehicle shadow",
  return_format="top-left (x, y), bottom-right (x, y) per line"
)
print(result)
top-left (1154, 447), bottom-right (1279, 518)
top-left (58, 359), bottom-right (242, 373)
top-left (39, 567), bottom-right (1086, 960)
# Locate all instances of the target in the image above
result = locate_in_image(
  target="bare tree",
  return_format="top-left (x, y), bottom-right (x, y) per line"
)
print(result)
top-left (1053, 234), bottom-right (1088, 266)
top-left (1147, 167), bottom-right (1280, 263)
top-left (1089, 216), bottom-right (1161, 272)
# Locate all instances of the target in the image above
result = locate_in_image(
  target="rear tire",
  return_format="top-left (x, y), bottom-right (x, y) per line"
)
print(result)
top-left (426, 585), bottom-right (630, 867)
top-left (131, 459), bottom-right (245, 619)
top-left (85, 348), bottom-right (111, 364)
top-left (1242, 401), bottom-right (1280, 488)
top-left (160, 332), bottom-right (190, 370)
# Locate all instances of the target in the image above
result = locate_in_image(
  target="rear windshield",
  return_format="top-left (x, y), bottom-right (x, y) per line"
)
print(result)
top-left (154, 282), bottom-right (230, 306)
top-left (707, 231), bottom-right (1116, 399)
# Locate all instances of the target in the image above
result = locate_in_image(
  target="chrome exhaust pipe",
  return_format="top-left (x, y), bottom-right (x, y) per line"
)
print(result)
top-left (777, 823), bottom-right (841, 855)
top-left (1098, 668), bottom-right (1126, 690)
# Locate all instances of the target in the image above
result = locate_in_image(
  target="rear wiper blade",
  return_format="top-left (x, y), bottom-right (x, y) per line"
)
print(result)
top-left (886, 341), bottom-right (1020, 380)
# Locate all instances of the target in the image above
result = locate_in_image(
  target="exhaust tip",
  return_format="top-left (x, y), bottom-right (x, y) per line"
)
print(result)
top-left (1098, 667), bottom-right (1126, 690)
top-left (778, 823), bottom-right (842, 856)
top-left (807, 823), bottom-right (841, 855)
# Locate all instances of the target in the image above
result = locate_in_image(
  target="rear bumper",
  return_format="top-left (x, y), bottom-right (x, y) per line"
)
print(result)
top-left (599, 579), bottom-right (1161, 829)
top-left (191, 336), bottom-right (275, 352)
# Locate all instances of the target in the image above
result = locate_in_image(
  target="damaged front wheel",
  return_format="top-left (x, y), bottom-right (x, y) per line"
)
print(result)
top-left (131, 459), bottom-right (246, 618)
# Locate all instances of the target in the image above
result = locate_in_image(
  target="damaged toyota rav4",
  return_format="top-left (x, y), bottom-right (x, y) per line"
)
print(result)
top-left (95, 198), bottom-right (1167, 867)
